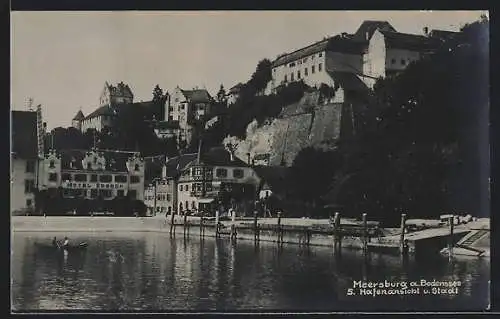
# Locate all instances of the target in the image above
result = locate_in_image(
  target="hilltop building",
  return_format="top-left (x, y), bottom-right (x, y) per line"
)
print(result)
top-left (154, 86), bottom-right (215, 146)
top-left (72, 81), bottom-right (166, 133)
top-left (267, 20), bottom-right (449, 92)
top-left (11, 106), bottom-right (45, 214)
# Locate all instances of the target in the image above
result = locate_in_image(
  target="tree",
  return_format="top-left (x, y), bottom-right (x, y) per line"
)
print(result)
top-left (152, 85), bottom-right (164, 103)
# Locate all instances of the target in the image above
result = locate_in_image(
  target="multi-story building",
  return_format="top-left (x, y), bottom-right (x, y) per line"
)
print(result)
top-left (37, 148), bottom-right (145, 202)
top-left (74, 81), bottom-right (166, 133)
top-left (226, 83), bottom-right (244, 106)
top-left (267, 20), bottom-right (446, 92)
top-left (155, 86), bottom-right (214, 145)
top-left (176, 147), bottom-right (261, 214)
top-left (11, 107), bottom-right (44, 214)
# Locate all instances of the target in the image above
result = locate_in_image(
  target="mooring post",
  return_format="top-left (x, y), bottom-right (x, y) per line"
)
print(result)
top-left (253, 211), bottom-right (259, 243)
top-left (215, 210), bottom-right (220, 238)
top-left (277, 212), bottom-right (282, 244)
top-left (230, 224), bottom-right (237, 241)
top-left (333, 212), bottom-right (340, 250)
top-left (400, 213), bottom-right (407, 255)
top-left (170, 211), bottom-right (175, 234)
top-left (183, 212), bottom-right (188, 236)
top-left (448, 215), bottom-right (454, 258)
top-left (362, 213), bottom-right (368, 252)
top-left (199, 212), bottom-right (203, 237)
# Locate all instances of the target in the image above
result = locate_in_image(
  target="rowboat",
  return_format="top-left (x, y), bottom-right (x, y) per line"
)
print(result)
top-left (34, 242), bottom-right (89, 253)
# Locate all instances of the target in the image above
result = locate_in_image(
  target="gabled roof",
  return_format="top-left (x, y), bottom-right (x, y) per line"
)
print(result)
top-left (107, 81), bottom-right (134, 98)
top-left (380, 30), bottom-right (436, 51)
top-left (199, 147), bottom-right (249, 168)
top-left (271, 38), bottom-right (330, 68)
top-left (181, 89), bottom-right (212, 103)
top-left (84, 105), bottom-right (117, 120)
top-left (58, 149), bottom-right (134, 172)
top-left (73, 110), bottom-right (85, 121)
top-left (353, 20), bottom-right (396, 42)
top-left (228, 83), bottom-right (244, 94)
top-left (164, 153), bottom-right (198, 178)
top-left (428, 29), bottom-right (460, 41)
top-left (11, 110), bottom-right (38, 159)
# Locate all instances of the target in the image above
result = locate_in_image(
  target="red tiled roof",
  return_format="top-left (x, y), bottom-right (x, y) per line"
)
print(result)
top-left (11, 110), bottom-right (38, 159)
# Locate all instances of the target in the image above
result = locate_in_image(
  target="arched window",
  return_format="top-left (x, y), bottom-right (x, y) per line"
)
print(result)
top-left (134, 164), bottom-right (139, 171)
top-left (49, 160), bottom-right (55, 168)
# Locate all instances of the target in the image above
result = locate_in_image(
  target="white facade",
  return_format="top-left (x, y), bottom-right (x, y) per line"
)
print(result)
top-left (11, 158), bottom-right (37, 214)
top-left (80, 114), bottom-right (114, 133)
top-left (144, 180), bottom-right (174, 215)
top-left (363, 30), bottom-right (424, 82)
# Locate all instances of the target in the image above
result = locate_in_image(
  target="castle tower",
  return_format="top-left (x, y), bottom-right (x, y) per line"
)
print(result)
top-left (72, 109), bottom-right (85, 131)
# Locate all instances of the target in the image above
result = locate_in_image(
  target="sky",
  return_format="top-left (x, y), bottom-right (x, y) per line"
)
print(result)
top-left (11, 10), bottom-right (487, 130)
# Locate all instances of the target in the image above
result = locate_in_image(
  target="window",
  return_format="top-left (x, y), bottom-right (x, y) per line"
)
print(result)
top-left (99, 189), bottom-right (112, 198)
top-left (87, 162), bottom-right (92, 169)
top-left (284, 75), bottom-right (287, 83)
top-left (130, 176), bottom-right (140, 184)
top-left (128, 190), bottom-right (137, 199)
top-left (233, 169), bottom-right (244, 179)
top-left (100, 175), bottom-right (112, 183)
top-left (291, 73), bottom-right (294, 81)
top-left (62, 173), bottom-right (72, 181)
top-left (304, 68), bottom-right (308, 76)
top-left (26, 161), bottom-right (35, 173)
top-left (167, 194), bottom-right (171, 201)
top-left (168, 115), bottom-right (173, 121)
top-left (24, 179), bottom-right (35, 193)
top-left (91, 189), bottom-right (98, 198)
top-left (115, 175), bottom-right (127, 183)
top-left (318, 63), bottom-right (322, 72)
top-left (185, 201), bottom-right (188, 209)
top-left (297, 71), bottom-right (301, 79)
top-left (49, 173), bottom-right (58, 182)
top-left (312, 65), bottom-right (315, 74)
top-left (117, 190), bottom-right (124, 197)
top-left (179, 185), bottom-right (183, 191)
top-left (134, 164), bottom-right (140, 171)
top-left (192, 201), bottom-right (196, 209)
top-left (49, 161), bottom-right (55, 168)
top-left (90, 174), bottom-right (98, 182)
top-left (401, 59), bottom-right (406, 65)
top-left (74, 174), bottom-right (87, 182)
top-left (206, 183), bottom-right (213, 192)
top-left (319, 52), bottom-right (322, 57)
top-left (185, 184), bottom-right (190, 191)
top-left (26, 199), bottom-right (32, 207)
top-left (391, 58), bottom-right (396, 64)
top-left (216, 168), bottom-right (228, 178)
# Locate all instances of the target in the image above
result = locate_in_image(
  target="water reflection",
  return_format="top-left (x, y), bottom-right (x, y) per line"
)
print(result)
top-left (11, 232), bottom-right (489, 312)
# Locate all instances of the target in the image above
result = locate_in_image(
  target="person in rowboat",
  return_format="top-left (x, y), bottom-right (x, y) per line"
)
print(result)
top-left (63, 237), bottom-right (70, 248)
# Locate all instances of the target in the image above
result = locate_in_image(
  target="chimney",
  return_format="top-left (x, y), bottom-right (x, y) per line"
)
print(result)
top-left (423, 27), bottom-right (429, 36)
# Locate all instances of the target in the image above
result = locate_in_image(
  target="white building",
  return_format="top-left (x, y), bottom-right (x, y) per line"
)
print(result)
top-left (38, 148), bottom-right (145, 202)
top-left (11, 109), bottom-right (43, 214)
top-left (268, 20), bottom-right (441, 92)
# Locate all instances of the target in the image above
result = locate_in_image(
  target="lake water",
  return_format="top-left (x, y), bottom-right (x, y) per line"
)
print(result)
top-left (11, 231), bottom-right (490, 312)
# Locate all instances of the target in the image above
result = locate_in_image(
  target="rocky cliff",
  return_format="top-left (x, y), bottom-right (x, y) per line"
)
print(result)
top-left (225, 91), bottom-right (345, 166)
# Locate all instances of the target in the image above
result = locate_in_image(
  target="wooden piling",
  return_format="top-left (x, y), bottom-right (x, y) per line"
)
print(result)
top-left (199, 212), bottom-right (204, 237)
top-left (230, 224), bottom-right (237, 241)
top-left (333, 212), bottom-right (340, 250)
top-left (448, 215), bottom-right (454, 257)
top-left (183, 212), bottom-right (188, 236)
top-left (170, 212), bottom-right (175, 234)
top-left (253, 211), bottom-right (259, 243)
top-left (277, 212), bottom-right (282, 244)
top-left (362, 213), bottom-right (368, 252)
top-left (215, 210), bottom-right (220, 238)
top-left (400, 213), bottom-right (407, 255)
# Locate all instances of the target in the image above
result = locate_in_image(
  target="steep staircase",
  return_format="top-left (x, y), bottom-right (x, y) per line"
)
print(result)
top-left (459, 229), bottom-right (488, 247)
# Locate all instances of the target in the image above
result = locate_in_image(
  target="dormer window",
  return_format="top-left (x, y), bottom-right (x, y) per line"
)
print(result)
top-left (49, 160), bottom-right (55, 168)
top-left (134, 164), bottom-right (140, 171)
